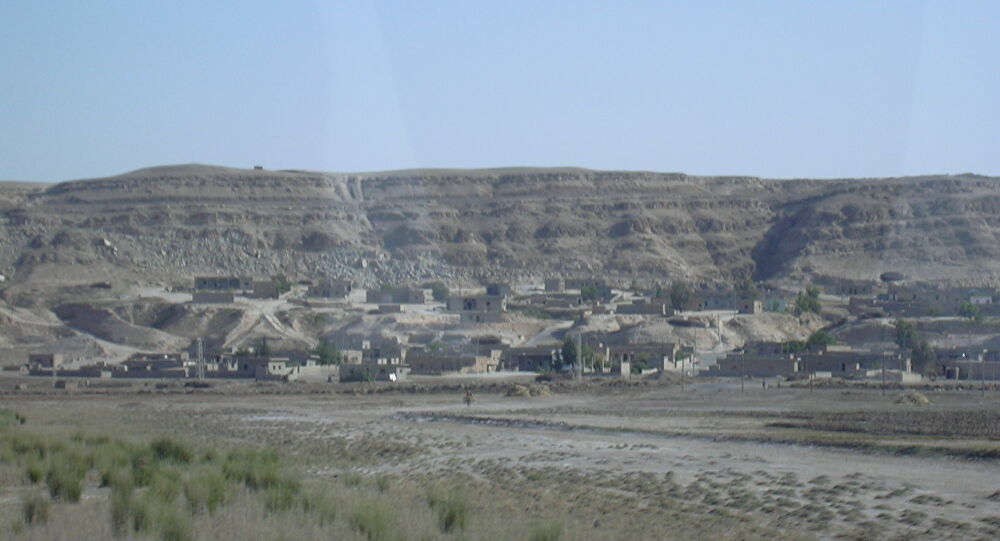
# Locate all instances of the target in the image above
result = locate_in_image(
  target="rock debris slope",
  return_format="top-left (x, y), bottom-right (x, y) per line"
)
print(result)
top-left (2, 165), bottom-right (999, 294)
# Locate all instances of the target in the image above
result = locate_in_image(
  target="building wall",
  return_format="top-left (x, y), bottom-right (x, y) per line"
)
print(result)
top-left (309, 281), bottom-right (365, 302)
top-left (339, 363), bottom-right (408, 382)
top-left (609, 343), bottom-right (679, 372)
top-left (485, 284), bottom-right (513, 297)
top-left (366, 288), bottom-right (432, 304)
top-left (803, 351), bottom-right (909, 374)
top-left (252, 281), bottom-right (280, 299)
top-left (194, 276), bottom-right (252, 291)
top-left (28, 353), bottom-right (62, 368)
top-left (503, 347), bottom-right (562, 371)
top-left (566, 278), bottom-right (608, 290)
top-left (406, 352), bottom-right (495, 374)
top-left (941, 361), bottom-right (1000, 380)
top-left (711, 346), bottom-right (909, 378)
top-left (616, 302), bottom-right (670, 315)
top-left (112, 368), bottom-right (188, 379)
top-left (525, 294), bottom-right (583, 308)
top-left (192, 291), bottom-right (235, 303)
top-left (710, 354), bottom-right (800, 378)
top-left (460, 311), bottom-right (504, 324)
top-left (738, 300), bottom-right (763, 314)
top-left (446, 295), bottom-right (507, 312)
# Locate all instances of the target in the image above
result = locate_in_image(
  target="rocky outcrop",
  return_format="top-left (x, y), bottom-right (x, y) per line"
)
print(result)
top-left (2, 165), bottom-right (1000, 293)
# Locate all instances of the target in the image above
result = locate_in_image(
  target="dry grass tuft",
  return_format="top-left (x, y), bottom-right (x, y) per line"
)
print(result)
top-left (894, 392), bottom-right (930, 405)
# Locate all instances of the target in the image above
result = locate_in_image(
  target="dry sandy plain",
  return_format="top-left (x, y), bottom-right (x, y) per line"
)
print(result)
top-left (3, 376), bottom-right (1000, 540)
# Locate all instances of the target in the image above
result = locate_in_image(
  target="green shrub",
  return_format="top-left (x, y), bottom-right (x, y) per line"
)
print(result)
top-left (96, 441), bottom-right (134, 485)
top-left (21, 492), bottom-right (50, 525)
top-left (131, 449), bottom-right (157, 487)
top-left (11, 432), bottom-right (47, 460)
top-left (150, 467), bottom-right (183, 503)
top-left (427, 490), bottom-right (469, 533)
top-left (530, 523), bottom-right (564, 541)
top-left (351, 500), bottom-right (391, 541)
top-left (63, 443), bottom-right (95, 472)
top-left (183, 467), bottom-right (228, 514)
top-left (158, 504), bottom-right (194, 541)
top-left (103, 468), bottom-right (134, 492)
top-left (110, 483), bottom-right (132, 536)
top-left (25, 457), bottom-right (45, 483)
top-left (131, 495), bottom-right (151, 533)
top-left (301, 488), bottom-right (337, 524)
top-left (343, 473), bottom-right (363, 488)
top-left (0, 442), bottom-right (15, 464)
top-left (264, 478), bottom-right (302, 512)
top-left (0, 409), bottom-right (26, 429)
top-left (223, 449), bottom-right (281, 490)
top-left (46, 456), bottom-right (83, 502)
top-left (375, 475), bottom-right (391, 493)
top-left (150, 438), bottom-right (193, 464)
top-left (85, 434), bottom-right (110, 446)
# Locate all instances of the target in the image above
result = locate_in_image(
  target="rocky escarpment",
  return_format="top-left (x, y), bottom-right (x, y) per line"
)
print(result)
top-left (1, 165), bottom-right (1000, 295)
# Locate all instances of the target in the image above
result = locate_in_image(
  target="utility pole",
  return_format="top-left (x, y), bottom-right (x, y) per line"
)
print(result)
top-left (577, 333), bottom-right (583, 382)
top-left (983, 349), bottom-right (988, 398)
top-left (809, 356), bottom-right (813, 393)
top-left (680, 349), bottom-right (685, 393)
top-left (740, 348), bottom-right (745, 393)
top-left (693, 330), bottom-right (699, 393)
top-left (197, 337), bottom-right (205, 380)
top-left (881, 352), bottom-right (885, 395)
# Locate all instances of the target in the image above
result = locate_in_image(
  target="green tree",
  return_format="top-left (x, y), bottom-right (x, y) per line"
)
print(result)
top-left (894, 320), bottom-right (917, 349)
top-left (631, 352), bottom-right (651, 374)
top-left (313, 341), bottom-right (342, 365)
top-left (911, 339), bottom-right (936, 374)
top-left (736, 278), bottom-right (759, 300)
top-left (272, 274), bottom-right (292, 296)
top-left (423, 282), bottom-right (449, 302)
top-left (669, 280), bottom-right (693, 311)
top-left (427, 340), bottom-right (447, 353)
top-left (580, 285), bottom-right (600, 301)
top-left (257, 337), bottom-right (270, 358)
top-left (793, 285), bottom-right (821, 315)
top-left (560, 338), bottom-right (577, 370)
top-left (958, 302), bottom-right (982, 322)
top-left (781, 340), bottom-right (807, 353)
top-left (806, 330), bottom-right (836, 349)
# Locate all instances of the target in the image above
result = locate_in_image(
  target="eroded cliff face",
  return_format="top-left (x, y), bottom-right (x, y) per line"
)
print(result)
top-left (2, 164), bottom-right (1000, 296)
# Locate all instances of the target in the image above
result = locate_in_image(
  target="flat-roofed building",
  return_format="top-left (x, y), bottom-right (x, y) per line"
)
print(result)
top-left (194, 276), bottom-right (252, 292)
top-left (309, 280), bottom-right (366, 302)
top-left (446, 295), bottom-right (507, 312)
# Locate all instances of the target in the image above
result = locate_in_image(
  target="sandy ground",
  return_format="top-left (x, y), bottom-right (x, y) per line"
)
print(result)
top-left (6, 380), bottom-right (999, 539)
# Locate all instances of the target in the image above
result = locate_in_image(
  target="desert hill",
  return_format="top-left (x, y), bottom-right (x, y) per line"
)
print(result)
top-left (1, 165), bottom-right (999, 299)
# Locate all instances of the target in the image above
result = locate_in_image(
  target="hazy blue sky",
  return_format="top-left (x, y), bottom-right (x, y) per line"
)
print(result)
top-left (1, 1), bottom-right (997, 182)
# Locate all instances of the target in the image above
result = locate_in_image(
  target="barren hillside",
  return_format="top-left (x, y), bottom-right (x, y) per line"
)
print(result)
top-left (1, 165), bottom-right (999, 298)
